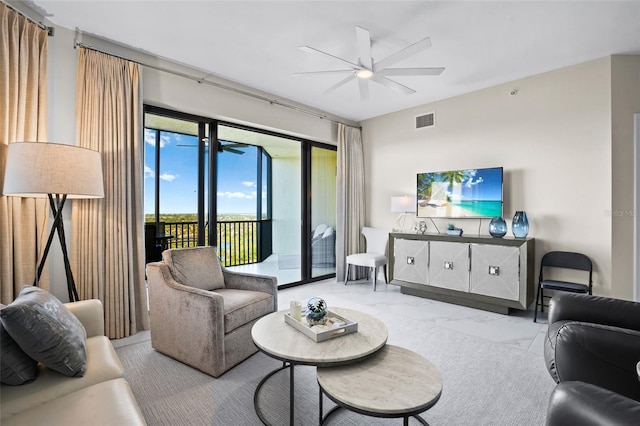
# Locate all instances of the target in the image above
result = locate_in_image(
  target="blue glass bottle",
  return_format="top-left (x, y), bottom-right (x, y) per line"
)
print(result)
top-left (489, 217), bottom-right (507, 237)
top-left (512, 211), bottom-right (529, 238)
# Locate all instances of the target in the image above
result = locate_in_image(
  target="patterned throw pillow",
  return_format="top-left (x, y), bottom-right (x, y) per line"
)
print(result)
top-left (0, 287), bottom-right (87, 377)
top-left (0, 303), bottom-right (38, 385)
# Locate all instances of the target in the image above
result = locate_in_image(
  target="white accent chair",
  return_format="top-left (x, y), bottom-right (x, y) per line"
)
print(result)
top-left (344, 227), bottom-right (388, 291)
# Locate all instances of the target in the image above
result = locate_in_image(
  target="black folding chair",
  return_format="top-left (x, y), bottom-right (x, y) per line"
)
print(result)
top-left (534, 251), bottom-right (593, 322)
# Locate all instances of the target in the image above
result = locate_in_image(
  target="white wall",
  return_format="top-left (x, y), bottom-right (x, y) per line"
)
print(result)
top-left (635, 113), bottom-right (640, 301)
top-left (362, 57), bottom-right (624, 298)
top-left (610, 55), bottom-right (640, 300)
top-left (143, 69), bottom-right (338, 145)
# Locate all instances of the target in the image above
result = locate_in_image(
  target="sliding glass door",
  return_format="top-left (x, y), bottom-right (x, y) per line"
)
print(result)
top-left (143, 113), bottom-right (208, 254)
top-left (310, 145), bottom-right (337, 279)
top-left (144, 106), bottom-right (335, 286)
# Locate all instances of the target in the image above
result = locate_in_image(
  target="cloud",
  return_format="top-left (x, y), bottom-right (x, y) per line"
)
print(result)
top-left (217, 191), bottom-right (255, 199)
top-left (159, 173), bottom-right (178, 182)
top-left (241, 181), bottom-right (256, 187)
top-left (144, 129), bottom-right (155, 145)
top-left (145, 165), bottom-right (175, 182)
top-left (465, 177), bottom-right (484, 187)
top-left (144, 129), bottom-right (171, 148)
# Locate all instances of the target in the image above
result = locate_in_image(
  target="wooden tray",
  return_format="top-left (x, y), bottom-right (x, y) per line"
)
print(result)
top-left (284, 310), bottom-right (358, 342)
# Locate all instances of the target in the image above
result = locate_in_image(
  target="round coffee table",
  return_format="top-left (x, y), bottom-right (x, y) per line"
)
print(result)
top-left (251, 307), bottom-right (388, 425)
top-left (317, 345), bottom-right (443, 425)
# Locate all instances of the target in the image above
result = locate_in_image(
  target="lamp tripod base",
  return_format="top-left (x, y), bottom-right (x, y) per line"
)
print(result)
top-left (34, 194), bottom-right (79, 302)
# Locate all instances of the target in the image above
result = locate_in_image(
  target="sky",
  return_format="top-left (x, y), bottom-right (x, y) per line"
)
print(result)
top-left (144, 129), bottom-right (264, 215)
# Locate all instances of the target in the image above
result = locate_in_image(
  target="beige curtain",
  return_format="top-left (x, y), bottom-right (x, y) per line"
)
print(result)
top-left (336, 123), bottom-right (366, 281)
top-left (0, 4), bottom-right (49, 304)
top-left (72, 47), bottom-right (149, 338)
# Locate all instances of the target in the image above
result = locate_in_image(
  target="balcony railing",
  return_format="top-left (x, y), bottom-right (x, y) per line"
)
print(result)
top-left (160, 220), bottom-right (265, 267)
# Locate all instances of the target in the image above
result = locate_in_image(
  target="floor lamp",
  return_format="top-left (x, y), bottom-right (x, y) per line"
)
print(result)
top-left (2, 142), bottom-right (104, 302)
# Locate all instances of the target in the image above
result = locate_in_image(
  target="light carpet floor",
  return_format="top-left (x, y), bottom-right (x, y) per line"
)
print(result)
top-left (116, 281), bottom-right (554, 425)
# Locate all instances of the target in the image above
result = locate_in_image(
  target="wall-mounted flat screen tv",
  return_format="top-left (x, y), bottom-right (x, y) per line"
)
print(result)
top-left (417, 167), bottom-right (503, 218)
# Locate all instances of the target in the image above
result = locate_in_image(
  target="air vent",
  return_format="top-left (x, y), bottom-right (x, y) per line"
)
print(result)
top-left (415, 112), bottom-right (435, 129)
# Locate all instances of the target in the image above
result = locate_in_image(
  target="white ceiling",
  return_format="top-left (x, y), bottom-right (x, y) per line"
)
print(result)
top-left (25, 1), bottom-right (640, 122)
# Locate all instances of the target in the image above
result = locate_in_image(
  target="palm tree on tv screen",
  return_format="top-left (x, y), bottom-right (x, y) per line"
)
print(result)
top-left (417, 173), bottom-right (436, 199)
top-left (441, 170), bottom-right (465, 202)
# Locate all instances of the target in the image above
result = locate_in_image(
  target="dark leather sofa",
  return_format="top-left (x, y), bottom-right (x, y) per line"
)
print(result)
top-left (544, 293), bottom-right (640, 425)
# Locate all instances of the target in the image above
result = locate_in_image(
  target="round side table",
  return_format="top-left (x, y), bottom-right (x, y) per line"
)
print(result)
top-left (251, 307), bottom-right (388, 425)
top-left (317, 345), bottom-right (443, 425)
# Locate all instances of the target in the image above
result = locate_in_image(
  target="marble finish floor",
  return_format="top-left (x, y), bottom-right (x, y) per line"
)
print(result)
top-left (278, 278), bottom-right (548, 356)
top-left (119, 278), bottom-right (548, 356)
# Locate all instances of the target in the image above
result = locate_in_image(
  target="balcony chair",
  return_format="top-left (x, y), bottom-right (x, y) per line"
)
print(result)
top-left (144, 223), bottom-right (162, 263)
top-left (146, 246), bottom-right (277, 377)
top-left (344, 227), bottom-right (388, 291)
top-left (534, 251), bottom-right (592, 322)
top-left (311, 224), bottom-right (336, 267)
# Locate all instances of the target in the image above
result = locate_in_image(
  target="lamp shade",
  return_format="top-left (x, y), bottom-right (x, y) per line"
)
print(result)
top-left (3, 142), bottom-right (104, 198)
top-left (390, 195), bottom-right (417, 213)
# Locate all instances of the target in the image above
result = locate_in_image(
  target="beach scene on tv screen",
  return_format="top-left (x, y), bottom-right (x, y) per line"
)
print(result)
top-left (417, 168), bottom-right (503, 218)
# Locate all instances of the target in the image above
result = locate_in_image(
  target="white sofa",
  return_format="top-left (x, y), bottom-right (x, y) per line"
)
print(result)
top-left (0, 299), bottom-right (146, 426)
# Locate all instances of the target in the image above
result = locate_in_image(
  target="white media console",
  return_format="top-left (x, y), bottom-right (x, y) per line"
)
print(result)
top-left (389, 233), bottom-right (535, 314)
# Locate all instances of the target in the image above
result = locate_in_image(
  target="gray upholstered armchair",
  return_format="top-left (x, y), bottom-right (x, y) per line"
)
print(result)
top-left (146, 246), bottom-right (277, 378)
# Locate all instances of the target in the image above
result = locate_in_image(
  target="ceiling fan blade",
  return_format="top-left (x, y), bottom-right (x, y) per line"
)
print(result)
top-left (358, 78), bottom-right (369, 101)
top-left (218, 141), bottom-right (246, 154)
top-left (293, 70), bottom-right (355, 77)
top-left (370, 75), bottom-right (416, 95)
top-left (379, 67), bottom-right (445, 76)
top-left (219, 141), bottom-right (248, 149)
top-left (298, 46), bottom-right (361, 70)
top-left (373, 37), bottom-right (432, 71)
top-left (223, 147), bottom-right (245, 155)
top-left (324, 74), bottom-right (357, 94)
top-left (355, 26), bottom-right (372, 69)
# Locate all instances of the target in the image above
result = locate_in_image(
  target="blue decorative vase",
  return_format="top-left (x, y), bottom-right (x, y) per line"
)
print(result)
top-left (512, 211), bottom-right (529, 238)
top-left (488, 217), bottom-right (507, 237)
top-left (306, 297), bottom-right (328, 325)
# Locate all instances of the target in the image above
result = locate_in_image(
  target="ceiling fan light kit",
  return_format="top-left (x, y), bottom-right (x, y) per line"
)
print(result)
top-left (295, 26), bottom-right (445, 101)
top-left (356, 69), bottom-right (374, 79)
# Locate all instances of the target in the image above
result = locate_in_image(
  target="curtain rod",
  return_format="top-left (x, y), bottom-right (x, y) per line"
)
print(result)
top-left (2, 1), bottom-right (53, 35)
top-left (74, 40), bottom-right (358, 128)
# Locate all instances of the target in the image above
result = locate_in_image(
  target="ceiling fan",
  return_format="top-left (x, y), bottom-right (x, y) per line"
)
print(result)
top-left (294, 26), bottom-right (445, 101)
top-left (177, 139), bottom-right (247, 154)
